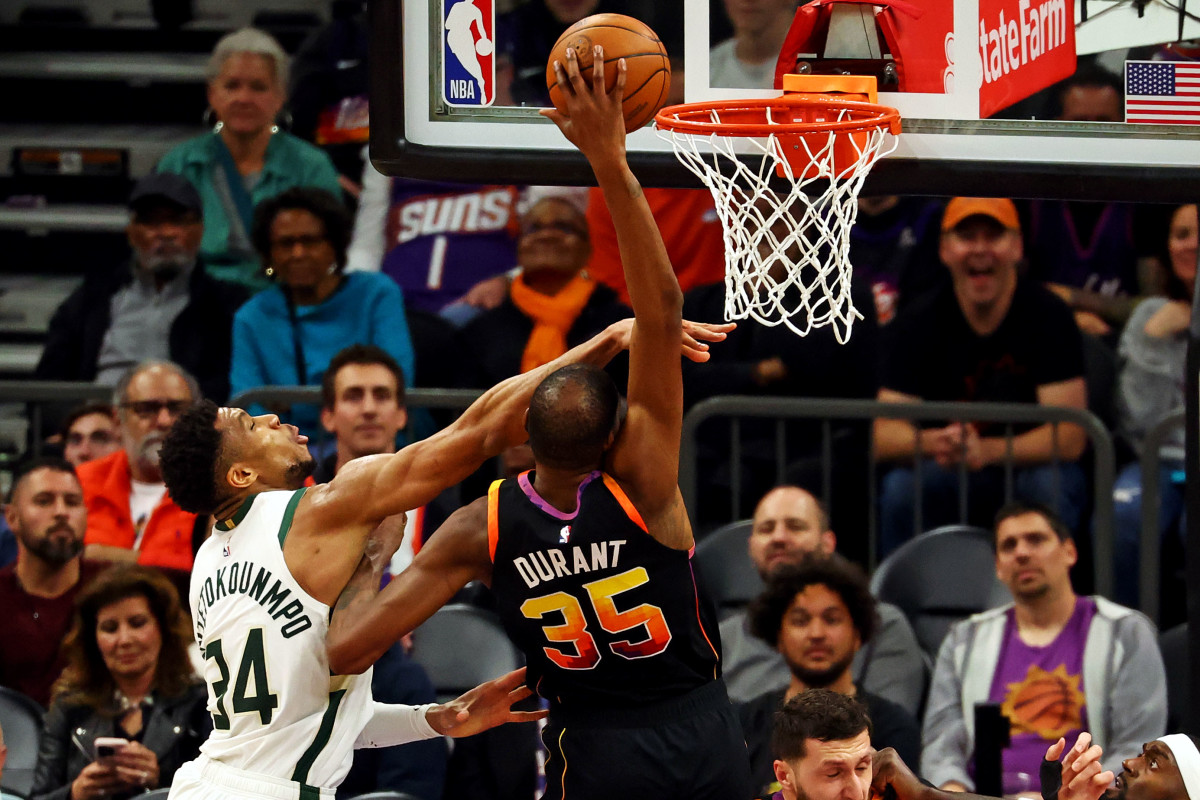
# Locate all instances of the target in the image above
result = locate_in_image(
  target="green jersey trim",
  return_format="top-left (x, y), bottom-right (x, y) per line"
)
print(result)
top-left (277, 487), bottom-right (308, 546)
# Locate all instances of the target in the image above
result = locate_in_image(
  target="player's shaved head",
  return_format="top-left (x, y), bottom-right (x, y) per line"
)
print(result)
top-left (527, 364), bottom-right (620, 470)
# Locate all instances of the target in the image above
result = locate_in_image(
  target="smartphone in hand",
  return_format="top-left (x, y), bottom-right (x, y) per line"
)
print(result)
top-left (93, 737), bottom-right (128, 764)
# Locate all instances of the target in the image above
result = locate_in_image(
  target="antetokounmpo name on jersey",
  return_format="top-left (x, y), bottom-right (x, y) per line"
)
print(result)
top-left (514, 540), bottom-right (627, 589)
top-left (194, 560), bottom-right (314, 646)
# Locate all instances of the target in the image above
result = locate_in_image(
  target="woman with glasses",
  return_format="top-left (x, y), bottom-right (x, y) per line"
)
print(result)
top-left (157, 28), bottom-right (342, 292)
top-left (29, 565), bottom-right (209, 800)
top-left (229, 186), bottom-right (415, 439)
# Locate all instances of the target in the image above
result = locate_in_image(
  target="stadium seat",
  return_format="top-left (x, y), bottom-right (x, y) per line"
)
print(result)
top-left (410, 604), bottom-right (523, 703)
top-left (693, 519), bottom-right (763, 616)
top-left (0, 686), bottom-right (45, 798)
top-left (1160, 622), bottom-right (1189, 732)
top-left (869, 524), bottom-right (1010, 658)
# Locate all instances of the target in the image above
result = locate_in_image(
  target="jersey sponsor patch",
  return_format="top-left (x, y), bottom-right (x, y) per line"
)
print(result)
top-left (443, 0), bottom-right (495, 107)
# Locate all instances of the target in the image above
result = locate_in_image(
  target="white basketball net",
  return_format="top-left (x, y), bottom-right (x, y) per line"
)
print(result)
top-left (657, 105), bottom-right (898, 344)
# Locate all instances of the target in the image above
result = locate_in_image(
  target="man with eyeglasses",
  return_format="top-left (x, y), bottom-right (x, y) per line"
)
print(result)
top-left (36, 172), bottom-right (248, 403)
top-left (60, 402), bottom-right (121, 467)
top-left (75, 361), bottom-right (204, 575)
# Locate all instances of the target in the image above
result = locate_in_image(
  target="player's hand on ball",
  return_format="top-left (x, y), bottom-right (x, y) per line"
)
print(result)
top-left (427, 667), bottom-right (548, 738)
top-left (540, 45), bottom-right (627, 165)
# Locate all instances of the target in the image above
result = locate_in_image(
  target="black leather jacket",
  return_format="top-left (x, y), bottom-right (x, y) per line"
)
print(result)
top-left (30, 684), bottom-right (210, 800)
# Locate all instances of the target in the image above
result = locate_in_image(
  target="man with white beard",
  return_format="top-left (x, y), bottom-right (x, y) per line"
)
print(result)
top-left (76, 361), bottom-right (203, 577)
top-left (36, 173), bottom-right (248, 402)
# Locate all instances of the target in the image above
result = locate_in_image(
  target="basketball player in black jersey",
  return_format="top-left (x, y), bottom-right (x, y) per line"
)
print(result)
top-left (326, 46), bottom-right (753, 800)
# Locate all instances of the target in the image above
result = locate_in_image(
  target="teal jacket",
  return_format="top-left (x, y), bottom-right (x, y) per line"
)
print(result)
top-left (157, 131), bottom-right (342, 291)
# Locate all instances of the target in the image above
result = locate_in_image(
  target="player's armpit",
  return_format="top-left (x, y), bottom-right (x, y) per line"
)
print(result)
top-left (326, 498), bottom-right (492, 675)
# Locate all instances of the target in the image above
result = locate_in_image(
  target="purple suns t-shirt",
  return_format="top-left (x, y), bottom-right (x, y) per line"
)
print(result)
top-left (986, 596), bottom-right (1097, 795)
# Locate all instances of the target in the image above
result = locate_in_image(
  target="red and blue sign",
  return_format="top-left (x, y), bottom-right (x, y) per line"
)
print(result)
top-left (443, 0), bottom-right (495, 107)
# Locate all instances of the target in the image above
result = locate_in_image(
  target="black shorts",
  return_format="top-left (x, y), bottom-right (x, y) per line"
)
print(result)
top-left (541, 680), bottom-right (753, 800)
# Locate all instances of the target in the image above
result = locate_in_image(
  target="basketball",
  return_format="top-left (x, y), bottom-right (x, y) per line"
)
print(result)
top-left (476, 37), bottom-right (493, 57)
top-left (546, 14), bottom-right (671, 133)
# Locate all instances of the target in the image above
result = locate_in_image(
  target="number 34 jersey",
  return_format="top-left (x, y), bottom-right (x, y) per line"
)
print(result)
top-left (489, 471), bottom-right (722, 710)
top-left (188, 488), bottom-right (374, 790)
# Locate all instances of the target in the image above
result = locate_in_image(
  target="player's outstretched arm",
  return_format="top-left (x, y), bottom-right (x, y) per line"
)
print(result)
top-left (309, 317), bottom-right (730, 533)
top-left (873, 748), bottom-right (998, 800)
top-left (542, 47), bottom-right (690, 547)
top-left (354, 667), bottom-right (547, 748)
top-left (327, 497), bottom-right (491, 675)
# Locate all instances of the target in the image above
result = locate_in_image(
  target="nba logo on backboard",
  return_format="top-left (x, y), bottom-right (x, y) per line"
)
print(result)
top-left (443, 0), bottom-right (495, 107)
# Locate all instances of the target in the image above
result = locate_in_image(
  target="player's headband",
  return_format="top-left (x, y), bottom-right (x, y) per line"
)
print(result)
top-left (1160, 734), bottom-right (1200, 800)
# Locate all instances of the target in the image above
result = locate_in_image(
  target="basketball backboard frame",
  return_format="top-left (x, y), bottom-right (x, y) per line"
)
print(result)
top-left (368, 0), bottom-right (1200, 201)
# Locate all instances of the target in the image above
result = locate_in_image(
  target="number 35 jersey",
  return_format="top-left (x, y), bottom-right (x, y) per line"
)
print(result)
top-left (189, 488), bottom-right (374, 790)
top-left (488, 471), bottom-right (722, 710)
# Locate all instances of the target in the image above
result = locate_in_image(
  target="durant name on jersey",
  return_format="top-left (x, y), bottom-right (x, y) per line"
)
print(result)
top-left (513, 539), bottom-right (627, 589)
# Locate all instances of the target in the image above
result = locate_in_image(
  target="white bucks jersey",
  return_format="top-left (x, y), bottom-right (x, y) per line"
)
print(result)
top-left (189, 488), bottom-right (373, 791)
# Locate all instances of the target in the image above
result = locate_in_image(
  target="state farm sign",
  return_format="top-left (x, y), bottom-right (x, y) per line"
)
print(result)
top-left (978, 0), bottom-right (1076, 117)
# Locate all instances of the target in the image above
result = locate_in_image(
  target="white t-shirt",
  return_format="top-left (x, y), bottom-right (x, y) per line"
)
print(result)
top-left (129, 479), bottom-right (168, 550)
top-left (710, 38), bottom-right (778, 90)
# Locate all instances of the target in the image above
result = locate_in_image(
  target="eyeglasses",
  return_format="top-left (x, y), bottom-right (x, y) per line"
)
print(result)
top-left (520, 221), bottom-right (587, 238)
top-left (120, 400), bottom-right (190, 419)
top-left (66, 430), bottom-right (116, 447)
top-left (270, 234), bottom-right (328, 252)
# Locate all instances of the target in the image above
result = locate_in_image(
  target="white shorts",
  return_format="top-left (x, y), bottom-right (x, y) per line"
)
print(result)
top-left (168, 756), bottom-right (336, 800)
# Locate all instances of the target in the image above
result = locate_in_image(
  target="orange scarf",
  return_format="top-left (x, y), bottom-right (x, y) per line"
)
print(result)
top-left (510, 272), bottom-right (597, 373)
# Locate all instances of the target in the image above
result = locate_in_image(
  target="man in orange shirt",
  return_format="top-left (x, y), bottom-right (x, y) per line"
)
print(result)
top-left (77, 360), bottom-right (200, 574)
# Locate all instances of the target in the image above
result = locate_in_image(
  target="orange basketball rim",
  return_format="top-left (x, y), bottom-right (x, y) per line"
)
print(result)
top-left (655, 75), bottom-right (901, 179)
top-left (653, 75), bottom-right (902, 344)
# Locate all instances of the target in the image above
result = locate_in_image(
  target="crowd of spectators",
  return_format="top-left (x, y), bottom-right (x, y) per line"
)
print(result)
top-left (0, 3), bottom-right (1194, 800)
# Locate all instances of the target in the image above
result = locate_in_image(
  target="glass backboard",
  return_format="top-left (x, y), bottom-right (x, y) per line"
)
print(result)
top-left (369, 0), bottom-right (1200, 201)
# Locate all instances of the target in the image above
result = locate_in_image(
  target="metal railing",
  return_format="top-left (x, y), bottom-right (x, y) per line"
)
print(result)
top-left (1140, 409), bottom-right (1186, 623)
top-left (680, 396), bottom-right (1117, 597)
top-left (0, 382), bottom-right (1120, 598)
top-left (230, 386), bottom-right (482, 417)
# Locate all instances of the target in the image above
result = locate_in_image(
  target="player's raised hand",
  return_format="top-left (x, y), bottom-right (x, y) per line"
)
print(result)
top-left (540, 45), bottom-right (627, 168)
top-left (1047, 732), bottom-right (1113, 800)
top-left (426, 667), bottom-right (548, 738)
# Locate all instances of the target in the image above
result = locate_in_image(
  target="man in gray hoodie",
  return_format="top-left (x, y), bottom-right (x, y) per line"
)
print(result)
top-left (922, 501), bottom-right (1166, 794)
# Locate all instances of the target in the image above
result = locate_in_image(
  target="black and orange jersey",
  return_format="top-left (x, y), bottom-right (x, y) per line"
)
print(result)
top-left (488, 470), bottom-right (722, 711)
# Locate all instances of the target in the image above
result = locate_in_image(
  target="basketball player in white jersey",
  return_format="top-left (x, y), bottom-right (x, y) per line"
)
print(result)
top-left (158, 318), bottom-right (728, 799)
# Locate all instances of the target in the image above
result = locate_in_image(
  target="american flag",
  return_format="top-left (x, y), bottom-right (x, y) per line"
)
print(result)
top-left (1125, 61), bottom-right (1200, 124)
